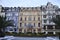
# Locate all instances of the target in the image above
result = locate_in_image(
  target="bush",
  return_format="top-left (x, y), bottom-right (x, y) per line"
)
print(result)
top-left (0, 32), bottom-right (5, 37)
top-left (5, 32), bottom-right (58, 37)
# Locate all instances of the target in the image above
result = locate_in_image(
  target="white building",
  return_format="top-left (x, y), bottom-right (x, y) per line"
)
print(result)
top-left (41, 2), bottom-right (60, 34)
top-left (4, 7), bottom-right (20, 32)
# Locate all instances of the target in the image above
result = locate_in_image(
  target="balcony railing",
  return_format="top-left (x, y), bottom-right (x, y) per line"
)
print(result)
top-left (43, 29), bottom-right (60, 32)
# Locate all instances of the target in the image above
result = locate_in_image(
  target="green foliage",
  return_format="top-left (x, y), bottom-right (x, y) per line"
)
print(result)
top-left (0, 16), bottom-right (14, 29)
top-left (5, 32), bottom-right (46, 37)
top-left (0, 16), bottom-right (14, 37)
top-left (52, 15), bottom-right (60, 26)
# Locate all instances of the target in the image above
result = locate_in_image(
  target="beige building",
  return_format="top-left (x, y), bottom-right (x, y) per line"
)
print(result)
top-left (18, 7), bottom-right (42, 33)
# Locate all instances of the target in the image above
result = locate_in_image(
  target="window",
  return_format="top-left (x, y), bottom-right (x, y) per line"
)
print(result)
top-left (12, 13), bottom-right (15, 16)
top-left (34, 23), bottom-right (35, 27)
top-left (14, 28), bottom-right (16, 31)
top-left (6, 13), bottom-right (12, 16)
top-left (8, 17), bottom-right (11, 20)
top-left (20, 23), bottom-right (22, 27)
top-left (24, 23), bottom-right (26, 26)
top-left (20, 17), bottom-right (22, 21)
top-left (12, 8), bottom-right (15, 11)
top-left (49, 20), bottom-right (52, 23)
top-left (13, 17), bottom-right (16, 21)
top-left (38, 23), bottom-right (40, 27)
top-left (10, 13), bottom-right (12, 16)
top-left (34, 17), bottom-right (35, 21)
top-left (48, 12), bottom-right (51, 16)
top-left (9, 28), bottom-right (13, 31)
top-left (47, 26), bottom-right (53, 29)
top-left (8, 9), bottom-right (11, 11)
top-left (19, 29), bottom-right (22, 32)
top-left (48, 16), bottom-right (52, 23)
top-left (28, 23), bottom-right (33, 28)
top-left (44, 20), bottom-right (47, 23)
top-left (33, 29), bottom-right (35, 33)
top-left (15, 13), bottom-right (18, 16)
top-left (38, 17), bottom-right (40, 21)
top-left (25, 17), bottom-right (26, 21)
top-left (43, 15), bottom-right (46, 18)
top-left (28, 23), bottom-right (31, 26)
top-left (38, 29), bottom-right (40, 31)
top-left (28, 17), bottom-right (31, 21)
top-left (43, 26), bottom-right (46, 29)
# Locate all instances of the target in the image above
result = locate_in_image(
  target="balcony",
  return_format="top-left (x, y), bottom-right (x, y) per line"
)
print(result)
top-left (43, 29), bottom-right (60, 32)
top-left (42, 22), bottom-right (55, 25)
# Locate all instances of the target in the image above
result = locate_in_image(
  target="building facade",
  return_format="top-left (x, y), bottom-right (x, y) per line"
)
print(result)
top-left (0, 2), bottom-right (60, 34)
top-left (18, 7), bottom-right (42, 33)
top-left (41, 2), bottom-right (60, 34)
top-left (4, 7), bottom-right (20, 32)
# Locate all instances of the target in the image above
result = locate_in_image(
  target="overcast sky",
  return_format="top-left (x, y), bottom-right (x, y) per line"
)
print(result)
top-left (0, 0), bottom-right (60, 7)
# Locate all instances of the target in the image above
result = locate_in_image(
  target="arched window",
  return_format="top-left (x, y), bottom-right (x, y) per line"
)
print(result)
top-left (38, 23), bottom-right (40, 27)
top-left (38, 17), bottom-right (40, 21)
top-left (25, 17), bottom-right (26, 21)
top-left (28, 23), bottom-right (33, 28)
top-left (34, 23), bottom-right (35, 27)
top-left (20, 17), bottom-right (22, 21)
top-left (28, 16), bottom-right (31, 21)
top-left (34, 17), bottom-right (35, 21)
top-left (20, 23), bottom-right (22, 27)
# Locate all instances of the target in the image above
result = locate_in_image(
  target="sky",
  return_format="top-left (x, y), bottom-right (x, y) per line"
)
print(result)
top-left (0, 0), bottom-right (60, 7)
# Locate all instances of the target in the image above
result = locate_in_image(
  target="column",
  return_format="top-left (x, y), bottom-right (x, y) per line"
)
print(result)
top-left (46, 32), bottom-right (48, 34)
top-left (22, 29), bottom-right (24, 33)
top-left (45, 26), bottom-right (48, 34)
top-left (53, 26), bottom-right (56, 34)
top-left (53, 31), bottom-right (56, 34)
top-left (53, 26), bottom-right (55, 30)
top-left (32, 29), bottom-right (34, 33)
top-left (46, 26), bottom-right (47, 30)
top-left (26, 28), bottom-right (27, 33)
top-left (41, 26), bottom-right (44, 33)
top-left (16, 28), bottom-right (19, 33)
top-left (36, 29), bottom-right (38, 33)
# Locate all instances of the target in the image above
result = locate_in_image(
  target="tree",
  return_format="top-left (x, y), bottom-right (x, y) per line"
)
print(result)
top-left (52, 15), bottom-right (60, 37)
top-left (0, 16), bottom-right (14, 37)
top-left (52, 15), bottom-right (60, 27)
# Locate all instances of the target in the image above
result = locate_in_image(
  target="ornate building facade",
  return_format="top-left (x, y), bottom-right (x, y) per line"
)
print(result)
top-left (0, 2), bottom-right (60, 34)
top-left (41, 2), bottom-right (60, 34)
top-left (3, 7), bottom-right (20, 32)
top-left (18, 7), bottom-right (42, 33)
